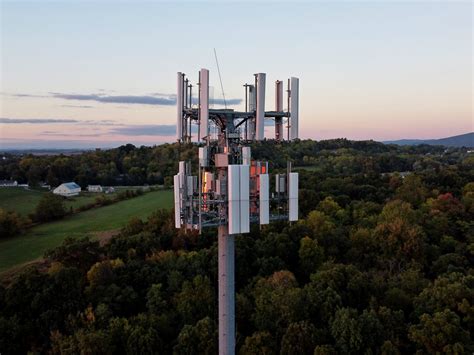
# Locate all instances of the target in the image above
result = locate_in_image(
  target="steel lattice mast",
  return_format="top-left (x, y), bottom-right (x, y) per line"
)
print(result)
top-left (174, 69), bottom-right (300, 355)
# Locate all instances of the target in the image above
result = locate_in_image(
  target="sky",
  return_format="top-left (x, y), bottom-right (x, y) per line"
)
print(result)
top-left (0, 0), bottom-right (472, 149)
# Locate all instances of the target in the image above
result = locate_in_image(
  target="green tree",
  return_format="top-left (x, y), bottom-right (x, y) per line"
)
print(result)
top-left (175, 275), bottom-right (214, 325)
top-left (44, 237), bottom-right (102, 271)
top-left (330, 308), bottom-right (362, 354)
top-left (0, 208), bottom-right (25, 239)
top-left (280, 320), bottom-right (317, 355)
top-left (35, 193), bottom-right (67, 222)
top-left (409, 309), bottom-right (471, 354)
top-left (253, 271), bottom-right (306, 334)
top-left (375, 200), bottom-right (425, 272)
top-left (239, 331), bottom-right (276, 355)
top-left (146, 284), bottom-right (167, 314)
top-left (395, 175), bottom-right (428, 207)
top-left (299, 236), bottom-right (324, 277)
top-left (173, 317), bottom-right (217, 354)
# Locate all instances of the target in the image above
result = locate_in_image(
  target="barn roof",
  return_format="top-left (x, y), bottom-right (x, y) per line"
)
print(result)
top-left (63, 182), bottom-right (80, 190)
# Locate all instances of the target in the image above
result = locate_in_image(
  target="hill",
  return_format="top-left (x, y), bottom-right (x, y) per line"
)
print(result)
top-left (383, 132), bottom-right (474, 148)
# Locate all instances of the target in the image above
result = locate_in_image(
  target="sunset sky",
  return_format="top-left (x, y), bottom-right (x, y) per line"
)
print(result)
top-left (1, 1), bottom-right (472, 149)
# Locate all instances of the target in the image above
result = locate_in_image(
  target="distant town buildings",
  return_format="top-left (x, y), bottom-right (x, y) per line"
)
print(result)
top-left (0, 180), bottom-right (18, 187)
top-left (53, 182), bottom-right (81, 197)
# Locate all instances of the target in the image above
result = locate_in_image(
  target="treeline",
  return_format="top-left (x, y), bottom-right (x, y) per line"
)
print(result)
top-left (1, 139), bottom-right (471, 188)
top-left (0, 141), bottom-right (473, 353)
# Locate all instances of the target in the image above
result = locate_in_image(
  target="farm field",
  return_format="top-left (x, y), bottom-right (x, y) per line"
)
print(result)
top-left (0, 187), bottom-right (44, 216)
top-left (0, 189), bottom-right (173, 273)
top-left (0, 186), bottom-right (152, 217)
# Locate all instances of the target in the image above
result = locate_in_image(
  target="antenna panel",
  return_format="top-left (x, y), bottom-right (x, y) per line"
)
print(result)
top-left (199, 68), bottom-right (210, 140)
top-left (289, 77), bottom-right (299, 140)
top-left (242, 147), bottom-right (251, 165)
top-left (248, 85), bottom-right (256, 111)
top-left (173, 174), bottom-right (181, 228)
top-left (187, 175), bottom-right (194, 196)
top-left (275, 174), bottom-right (286, 193)
top-left (275, 80), bottom-right (284, 141)
top-left (240, 165), bottom-right (250, 233)
top-left (256, 73), bottom-right (266, 140)
top-left (199, 147), bottom-right (209, 167)
top-left (177, 72), bottom-right (184, 141)
top-left (228, 165), bottom-right (241, 234)
top-left (259, 173), bottom-right (269, 224)
top-left (289, 172), bottom-right (299, 221)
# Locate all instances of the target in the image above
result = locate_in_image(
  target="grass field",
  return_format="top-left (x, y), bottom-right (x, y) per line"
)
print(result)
top-left (0, 189), bottom-right (173, 273)
top-left (0, 188), bottom-right (44, 216)
top-left (0, 187), bottom-right (149, 217)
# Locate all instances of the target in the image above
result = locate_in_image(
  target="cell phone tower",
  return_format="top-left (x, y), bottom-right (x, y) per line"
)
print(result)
top-left (174, 69), bottom-right (299, 355)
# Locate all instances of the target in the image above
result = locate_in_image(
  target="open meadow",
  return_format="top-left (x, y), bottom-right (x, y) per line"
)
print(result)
top-left (0, 189), bottom-right (173, 273)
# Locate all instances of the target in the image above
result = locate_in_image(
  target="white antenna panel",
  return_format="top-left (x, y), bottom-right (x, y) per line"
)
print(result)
top-left (275, 174), bottom-right (286, 193)
top-left (289, 77), bottom-right (299, 140)
top-left (240, 165), bottom-right (250, 233)
top-left (256, 73), bottom-right (266, 141)
top-left (275, 80), bottom-right (284, 140)
top-left (248, 85), bottom-right (256, 111)
top-left (199, 68), bottom-right (210, 140)
top-left (275, 80), bottom-right (283, 111)
top-left (187, 176), bottom-right (194, 196)
top-left (259, 173), bottom-right (269, 224)
top-left (176, 72), bottom-right (184, 141)
top-left (199, 147), bottom-right (209, 167)
top-left (173, 174), bottom-right (181, 228)
top-left (228, 165), bottom-right (241, 234)
top-left (289, 172), bottom-right (299, 221)
top-left (179, 161), bottom-right (186, 175)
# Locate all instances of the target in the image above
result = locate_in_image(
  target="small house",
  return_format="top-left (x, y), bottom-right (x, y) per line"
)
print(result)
top-left (53, 182), bottom-right (81, 197)
top-left (87, 185), bottom-right (103, 193)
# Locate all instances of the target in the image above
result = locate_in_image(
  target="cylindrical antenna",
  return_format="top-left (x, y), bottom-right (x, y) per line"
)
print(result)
top-left (182, 73), bottom-right (186, 138)
top-left (185, 78), bottom-right (189, 109)
top-left (189, 84), bottom-right (193, 108)
top-left (189, 83), bottom-right (193, 142)
top-left (287, 78), bottom-right (290, 141)
top-left (197, 71), bottom-right (201, 141)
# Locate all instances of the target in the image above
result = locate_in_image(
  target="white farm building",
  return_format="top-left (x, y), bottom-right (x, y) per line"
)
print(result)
top-left (0, 180), bottom-right (18, 187)
top-left (53, 182), bottom-right (81, 197)
top-left (87, 185), bottom-right (103, 193)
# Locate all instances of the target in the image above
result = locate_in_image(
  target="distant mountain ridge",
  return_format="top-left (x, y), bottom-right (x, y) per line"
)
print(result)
top-left (383, 132), bottom-right (474, 148)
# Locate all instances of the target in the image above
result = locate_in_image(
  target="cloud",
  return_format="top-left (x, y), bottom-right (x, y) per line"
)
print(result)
top-left (60, 104), bottom-right (94, 109)
top-left (5, 91), bottom-right (242, 107)
top-left (51, 93), bottom-right (177, 106)
top-left (0, 117), bottom-right (79, 124)
top-left (110, 124), bottom-right (176, 136)
top-left (7, 93), bottom-right (46, 98)
top-left (40, 131), bottom-right (104, 137)
top-left (83, 119), bottom-right (122, 126)
top-left (0, 117), bottom-right (122, 126)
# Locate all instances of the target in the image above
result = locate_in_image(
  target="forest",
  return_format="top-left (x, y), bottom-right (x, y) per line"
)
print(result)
top-left (0, 139), bottom-right (473, 354)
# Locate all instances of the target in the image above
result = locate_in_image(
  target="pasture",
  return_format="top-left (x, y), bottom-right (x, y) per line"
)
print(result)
top-left (0, 186), bottom-right (150, 217)
top-left (0, 189), bottom-right (173, 273)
